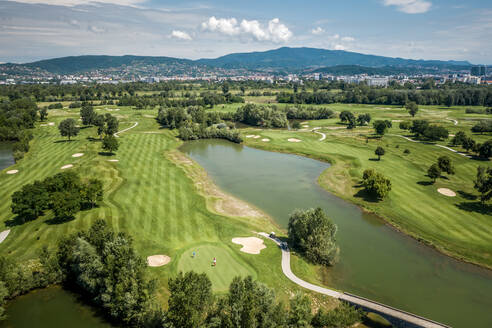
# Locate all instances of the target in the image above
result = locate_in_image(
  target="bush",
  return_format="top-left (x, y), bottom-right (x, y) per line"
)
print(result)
top-left (288, 208), bottom-right (339, 266)
top-left (312, 302), bottom-right (363, 328)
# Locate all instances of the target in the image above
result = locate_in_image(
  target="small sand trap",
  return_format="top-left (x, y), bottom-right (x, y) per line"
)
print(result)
top-left (48, 122), bottom-right (55, 126)
top-left (261, 138), bottom-right (270, 142)
top-left (288, 138), bottom-right (302, 143)
top-left (61, 164), bottom-right (73, 169)
top-left (107, 159), bottom-right (119, 162)
top-left (300, 121), bottom-right (309, 124)
top-left (438, 188), bottom-right (456, 197)
top-left (0, 230), bottom-right (10, 244)
top-left (147, 255), bottom-right (171, 267)
top-left (72, 153), bottom-right (84, 158)
top-left (302, 125), bottom-right (309, 128)
top-left (245, 135), bottom-right (259, 138)
top-left (6, 170), bottom-right (18, 174)
top-left (253, 135), bottom-right (260, 139)
top-left (232, 237), bottom-right (266, 254)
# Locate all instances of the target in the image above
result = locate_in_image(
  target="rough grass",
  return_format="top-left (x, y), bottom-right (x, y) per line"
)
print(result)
top-left (241, 104), bottom-right (492, 268)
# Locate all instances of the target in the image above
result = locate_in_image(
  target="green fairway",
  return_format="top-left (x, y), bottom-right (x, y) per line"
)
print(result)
top-left (241, 103), bottom-right (492, 268)
top-left (177, 244), bottom-right (257, 292)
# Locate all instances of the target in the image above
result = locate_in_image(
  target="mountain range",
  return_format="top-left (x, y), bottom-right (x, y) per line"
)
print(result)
top-left (0, 47), bottom-right (473, 77)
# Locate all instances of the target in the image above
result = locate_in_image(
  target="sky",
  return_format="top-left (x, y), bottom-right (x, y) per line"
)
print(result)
top-left (0, 0), bottom-right (491, 64)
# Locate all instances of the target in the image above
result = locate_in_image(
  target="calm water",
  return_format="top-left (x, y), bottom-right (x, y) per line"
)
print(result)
top-left (0, 287), bottom-right (112, 328)
top-left (181, 139), bottom-right (492, 328)
top-left (0, 143), bottom-right (15, 171)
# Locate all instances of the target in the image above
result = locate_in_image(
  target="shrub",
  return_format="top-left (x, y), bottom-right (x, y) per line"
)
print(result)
top-left (362, 169), bottom-right (392, 200)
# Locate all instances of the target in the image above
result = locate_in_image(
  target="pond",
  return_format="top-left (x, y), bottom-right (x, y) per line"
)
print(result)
top-left (181, 139), bottom-right (492, 328)
top-left (0, 143), bottom-right (15, 171)
top-left (0, 287), bottom-right (112, 328)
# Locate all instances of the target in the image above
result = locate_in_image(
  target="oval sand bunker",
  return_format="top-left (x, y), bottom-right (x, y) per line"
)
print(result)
top-left (72, 153), bottom-right (84, 158)
top-left (232, 237), bottom-right (266, 254)
top-left (288, 138), bottom-right (302, 143)
top-left (61, 164), bottom-right (73, 170)
top-left (6, 170), bottom-right (18, 174)
top-left (107, 159), bottom-right (119, 162)
top-left (437, 188), bottom-right (456, 197)
top-left (147, 255), bottom-right (171, 267)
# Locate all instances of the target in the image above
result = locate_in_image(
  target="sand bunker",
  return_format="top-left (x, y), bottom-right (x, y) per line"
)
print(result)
top-left (437, 188), bottom-right (456, 197)
top-left (72, 153), bottom-right (84, 158)
top-left (253, 135), bottom-right (260, 139)
top-left (0, 230), bottom-right (10, 244)
top-left (232, 237), bottom-right (266, 254)
top-left (261, 138), bottom-right (270, 142)
top-left (302, 125), bottom-right (309, 128)
top-left (300, 121), bottom-right (309, 124)
top-left (245, 135), bottom-right (260, 138)
top-left (107, 159), bottom-right (119, 162)
top-left (61, 164), bottom-right (73, 169)
top-left (147, 255), bottom-right (171, 267)
top-left (48, 122), bottom-right (55, 126)
top-left (288, 138), bottom-right (302, 142)
top-left (6, 170), bottom-right (18, 174)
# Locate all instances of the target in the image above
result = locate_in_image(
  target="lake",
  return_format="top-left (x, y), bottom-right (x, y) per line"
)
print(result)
top-left (181, 139), bottom-right (492, 328)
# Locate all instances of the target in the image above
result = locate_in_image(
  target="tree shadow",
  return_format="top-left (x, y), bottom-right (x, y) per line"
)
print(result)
top-left (98, 151), bottom-right (115, 156)
top-left (4, 216), bottom-right (26, 227)
top-left (353, 188), bottom-right (380, 203)
top-left (455, 202), bottom-right (492, 215)
top-left (86, 136), bottom-right (101, 142)
top-left (368, 158), bottom-right (380, 161)
top-left (45, 215), bottom-right (76, 225)
top-left (417, 181), bottom-right (433, 186)
top-left (457, 190), bottom-right (477, 200)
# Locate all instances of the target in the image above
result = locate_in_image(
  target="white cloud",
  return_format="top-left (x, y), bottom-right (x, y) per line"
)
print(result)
top-left (383, 0), bottom-right (432, 14)
top-left (201, 17), bottom-right (239, 36)
top-left (341, 36), bottom-right (355, 42)
top-left (311, 27), bottom-right (324, 35)
top-left (334, 44), bottom-right (346, 50)
top-left (201, 16), bottom-right (292, 43)
top-left (170, 30), bottom-right (192, 40)
top-left (6, 0), bottom-right (146, 6)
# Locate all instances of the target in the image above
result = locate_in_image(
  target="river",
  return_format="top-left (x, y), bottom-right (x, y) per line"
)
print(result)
top-left (181, 139), bottom-right (492, 328)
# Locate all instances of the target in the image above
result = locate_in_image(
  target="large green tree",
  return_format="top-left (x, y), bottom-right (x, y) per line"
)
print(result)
top-left (167, 271), bottom-right (212, 328)
top-left (362, 169), bottom-right (392, 199)
top-left (58, 118), bottom-right (79, 140)
top-left (437, 156), bottom-right (455, 176)
top-left (375, 146), bottom-right (385, 160)
top-left (405, 101), bottom-right (418, 117)
top-left (288, 208), bottom-right (339, 266)
top-left (427, 164), bottom-right (441, 183)
top-left (474, 166), bottom-right (492, 204)
top-left (102, 135), bottom-right (119, 154)
top-left (80, 104), bottom-right (96, 126)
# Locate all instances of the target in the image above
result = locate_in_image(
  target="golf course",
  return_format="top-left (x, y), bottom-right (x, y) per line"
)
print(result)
top-left (0, 93), bottom-right (491, 327)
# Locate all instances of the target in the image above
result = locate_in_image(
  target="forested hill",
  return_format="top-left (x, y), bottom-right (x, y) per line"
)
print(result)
top-left (1, 47), bottom-right (472, 75)
top-left (23, 55), bottom-right (200, 75)
top-left (197, 47), bottom-right (471, 70)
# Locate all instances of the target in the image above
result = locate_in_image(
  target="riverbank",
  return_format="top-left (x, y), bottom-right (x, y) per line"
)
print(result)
top-left (241, 128), bottom-right (492, 270)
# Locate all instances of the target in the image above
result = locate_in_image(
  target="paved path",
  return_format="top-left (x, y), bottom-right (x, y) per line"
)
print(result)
top-left (258, 232), bottom-right (450, 328)
top-left (448, 119), bottom-right (458, 126)
top-left (312, 128), bottom-right (326, 141)
top-left (388, 134), bottom-right (470, 158)
top-left (114, 122), bottom-right (138, 137)
top-left (0, 230), bottom-right (10, 244)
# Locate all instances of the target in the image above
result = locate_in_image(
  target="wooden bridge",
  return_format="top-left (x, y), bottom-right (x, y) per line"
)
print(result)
top-left (258, 232), bottom-right (452, 328)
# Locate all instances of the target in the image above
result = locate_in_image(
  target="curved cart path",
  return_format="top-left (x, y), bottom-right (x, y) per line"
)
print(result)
top-left (388, 134), bottom-right (471, 158)
top-left (114, 122), bottom-right (138, 137)
top-left (258, 232), bottom-right (450, 328)
top-left (312, 128), bottom-right (326, 141)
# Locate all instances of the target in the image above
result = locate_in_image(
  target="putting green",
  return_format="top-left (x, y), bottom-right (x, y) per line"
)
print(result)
top-left (177, 244), bottom-right (256, 292)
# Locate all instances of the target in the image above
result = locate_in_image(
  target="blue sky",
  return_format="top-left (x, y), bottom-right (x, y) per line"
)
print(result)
top-left (0, 0), bottom-right (490, 63)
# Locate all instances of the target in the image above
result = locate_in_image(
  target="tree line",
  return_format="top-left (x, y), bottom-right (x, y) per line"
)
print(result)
top-left (1, 220), bottom-right (365, 328)
top-left (11, 171), bottom-right (103, 224)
